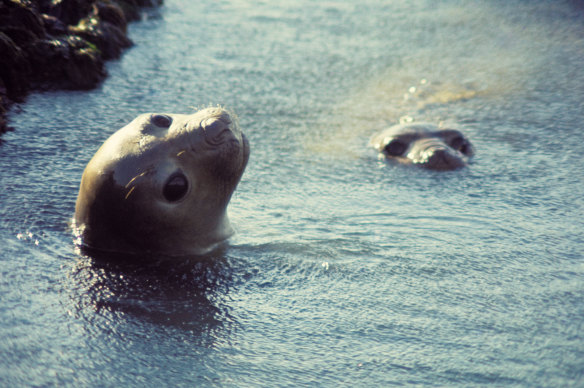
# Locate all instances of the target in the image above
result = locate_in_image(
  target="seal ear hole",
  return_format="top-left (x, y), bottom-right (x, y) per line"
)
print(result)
top-left (163, 173), bottom-right (189, 202)
top-left (152, 114), bottom-right (173, 128)
top-left (384, 140), bottom-right (408, 157)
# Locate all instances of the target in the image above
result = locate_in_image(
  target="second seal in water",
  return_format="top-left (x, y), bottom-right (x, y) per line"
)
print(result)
top-left (370, 123), bottom-right (474, 170)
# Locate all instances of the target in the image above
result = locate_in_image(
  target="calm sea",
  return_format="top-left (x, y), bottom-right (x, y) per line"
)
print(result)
top-left (1, 0), bottom-right (583, 385)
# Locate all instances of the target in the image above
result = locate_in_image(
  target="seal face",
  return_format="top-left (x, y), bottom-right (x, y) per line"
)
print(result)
top-left (74, 107), bottom-right (250, 256)
top-left (369, 123), bottom-right (474, 170)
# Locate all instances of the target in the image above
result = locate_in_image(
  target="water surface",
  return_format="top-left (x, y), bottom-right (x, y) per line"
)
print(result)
top-left (1, 0), bottom-right (583, 386)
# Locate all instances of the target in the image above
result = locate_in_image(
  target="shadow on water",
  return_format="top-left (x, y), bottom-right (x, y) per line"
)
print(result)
top-left (66, 246), bottom-right (239, 344)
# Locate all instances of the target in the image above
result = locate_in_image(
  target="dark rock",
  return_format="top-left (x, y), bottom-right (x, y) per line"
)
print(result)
top-left (68, 3), bottom-right (132, 59)
top-left (64, 37), bottom-right (107, 88)
top-left (110, 0), bottom-right (140, 21)
top-left (0, 32), bottom-right (31, 100)
top-left (28, 36), bottom-right (106, 89)
top-left (136, 0), bottom-right (162, 6)
top-left (96, 1), bottom-right (127, 31)
top-left (0, 78), bottom-right (14, 133)
top-left (0, 0), bottom-right (163, 135)
top-left (39, 0), bottom-right (95, 26)
top-left (0, 0), bottom-right (46, 38)
top-left (69, 10), bottom-right (132, 60)
top-left (41, 13), bottom-right (68, 36)
top-left (0, 25), bottom-right (39, 46)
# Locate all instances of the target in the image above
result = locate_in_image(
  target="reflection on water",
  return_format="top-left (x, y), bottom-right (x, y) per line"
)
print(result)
top-left (1, 0), bottom-right (583, 386)
top-left (68, 251), bottom-right (234, 333)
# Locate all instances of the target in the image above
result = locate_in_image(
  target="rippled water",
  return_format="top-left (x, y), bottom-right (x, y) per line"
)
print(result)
top-left (1, 0), bottom-right (583, 386)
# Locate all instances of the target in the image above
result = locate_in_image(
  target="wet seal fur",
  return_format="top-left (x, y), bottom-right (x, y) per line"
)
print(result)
top-left (370, 123), bottom-right (474, 170)
top-left (73, 107), bottom-right (250, 256)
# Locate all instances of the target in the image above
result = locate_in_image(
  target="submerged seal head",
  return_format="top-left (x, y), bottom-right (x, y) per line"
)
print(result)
top-left (74, 107), bottom-right (250, 256)
top-left (370, 123), bottom-right (474, 170)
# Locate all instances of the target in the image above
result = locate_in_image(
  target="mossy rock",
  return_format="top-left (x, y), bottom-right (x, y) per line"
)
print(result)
top-left (0, 0), bottom-right (164, 135)
top-left (28, 36), bottom-right (106, 89)
top-left (37, 0), bottom-right (96, 26)
top-left (69, 13), bottom-right (132, 59)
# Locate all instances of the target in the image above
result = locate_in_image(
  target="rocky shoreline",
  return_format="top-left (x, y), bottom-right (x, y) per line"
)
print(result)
top-left (0, 0), bottom-right (163, 134)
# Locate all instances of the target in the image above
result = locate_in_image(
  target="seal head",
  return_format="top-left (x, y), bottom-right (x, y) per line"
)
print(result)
top-left (370, 123), bottom-right (474, 170)
top-left (74, 107), bottom-right (250, 256)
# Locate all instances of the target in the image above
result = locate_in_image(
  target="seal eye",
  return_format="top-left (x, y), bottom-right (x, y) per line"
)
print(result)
top-left (152, 114), bottom-right (172, 128)
top-left (163, 173), bottom-right (188, 202)
top-left (384, 140), bottom-right (408, 157)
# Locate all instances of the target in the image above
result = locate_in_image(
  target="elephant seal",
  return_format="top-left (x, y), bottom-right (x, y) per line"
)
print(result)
top-left (370, 123), bottom-right (474, 170)
top-left (73, 107), bottom-right (250, 256)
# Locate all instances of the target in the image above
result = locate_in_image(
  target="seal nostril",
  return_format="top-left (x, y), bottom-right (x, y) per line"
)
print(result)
top-left (426, 148), bottom-right (465, 170)
top-left (203, 118), bottom-right (232, 143)
top-left (204, 118), bottom-right (227, 131)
